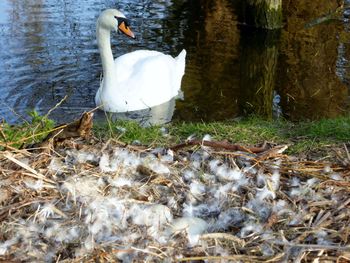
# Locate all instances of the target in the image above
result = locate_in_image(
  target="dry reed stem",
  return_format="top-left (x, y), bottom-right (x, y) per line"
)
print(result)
top-left (130, 246), bottom-right (165, 259)
top-left (43, 95), bottom-right (68, 119)
top-left (9, 125), bottom-right (67, 146)
top-left (200, 233), bottom-right (246, 246)
top-left (2, 152), bottom-right (55, 184)
top-left (177, 253), bottom-right (284, 262)
top-left (0, 141), bottom-right (32, 156)
top-left (267, 240), bottom-right (350, 251)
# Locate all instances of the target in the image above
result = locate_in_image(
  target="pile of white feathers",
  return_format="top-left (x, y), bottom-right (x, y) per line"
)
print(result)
top-left (0, 135), bottom-right (349, 262)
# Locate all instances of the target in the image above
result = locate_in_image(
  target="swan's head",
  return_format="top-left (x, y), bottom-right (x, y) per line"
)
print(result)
top-left (98, 9), bottom-right (135, 39)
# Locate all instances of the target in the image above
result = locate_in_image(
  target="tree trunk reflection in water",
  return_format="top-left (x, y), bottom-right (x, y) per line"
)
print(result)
top-left (277, 0), bottom-right (348, 120)
top-left (240, 0), bottom-right (283, 29)
top-left (239, 29), bottom-right (280, 119)
top-left (175, 0), bottom-right (348, 121)
top-left (174, 0), bottom-right (240, 121)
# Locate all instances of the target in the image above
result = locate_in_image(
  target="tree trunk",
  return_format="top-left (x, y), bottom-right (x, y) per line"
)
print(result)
top-left (241, 0), bottom-right (283, 29)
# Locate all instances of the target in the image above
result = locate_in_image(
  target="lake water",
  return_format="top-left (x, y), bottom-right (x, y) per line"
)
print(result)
top-left (0, 0), bottom-right (349, 124)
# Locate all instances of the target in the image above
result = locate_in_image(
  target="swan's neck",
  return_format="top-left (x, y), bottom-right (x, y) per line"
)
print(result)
top-left (97, 26), bottom-right (116, 85)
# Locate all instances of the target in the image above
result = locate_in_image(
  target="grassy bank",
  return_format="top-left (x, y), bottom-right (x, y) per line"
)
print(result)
top-left (1, 113), bottom-right (350, 155)
top-left (94, 115), bottom-right (350, 155)
top-left (0, 111), bottom-right (54, 149)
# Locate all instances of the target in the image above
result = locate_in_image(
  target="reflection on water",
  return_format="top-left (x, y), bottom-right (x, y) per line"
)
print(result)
top-left (277, 0), bottom-right (349, 120)
top-left (175, 0), bottom-right (240, 121)
top-left (0, 0), bottom-right (349, 124)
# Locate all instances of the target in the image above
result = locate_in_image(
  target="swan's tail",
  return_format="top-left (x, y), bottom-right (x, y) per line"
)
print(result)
top-left (173, 49), bottom-right (187, 94)
top-left (175, 49), bottom-right (186, 69)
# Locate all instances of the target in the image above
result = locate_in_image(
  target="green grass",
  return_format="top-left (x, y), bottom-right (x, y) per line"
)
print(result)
top-left (168, 118), bottom-right (283, 144)
top-left (0, 111), bottom-right (55, 149)
top-left (2, 111), bottom-right (349, 155)
top-left (93, 119), bottom-right (165, 145)
top-left (92, 115), bottom-right (350, 154)
top-left (93, 117), bottom-right (284, 145)
top-left (291, 117), bottom-right (350, 141)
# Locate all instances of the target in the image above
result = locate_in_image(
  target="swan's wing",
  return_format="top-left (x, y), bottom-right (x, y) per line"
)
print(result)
top-left (111, 50), bottom-right (186, 110)
top-left (114, 50), bottom-right (163, 83)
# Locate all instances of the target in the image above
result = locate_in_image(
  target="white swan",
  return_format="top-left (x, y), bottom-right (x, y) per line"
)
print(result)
top-left (95, 9), bottom-right (186, 112)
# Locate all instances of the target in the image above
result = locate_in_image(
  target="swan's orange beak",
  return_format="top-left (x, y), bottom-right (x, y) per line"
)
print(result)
top-left (119, 22), bottom-right (135, 39)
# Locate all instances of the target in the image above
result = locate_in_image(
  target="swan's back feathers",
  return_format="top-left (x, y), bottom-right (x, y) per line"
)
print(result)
top-left (176, 49), bottom-right (186, 63)
top-left (174, 49), bottom-right (186, 92)
top-left (114, 50), bottom-right (164, 84)
top-left (97, 49), bottom-right (186, 112)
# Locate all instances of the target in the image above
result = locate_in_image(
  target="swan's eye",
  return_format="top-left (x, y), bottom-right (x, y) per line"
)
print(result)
top-left (115, 17), bottom-right (130, 28)
top-left (115, 16), bottom-right (135, 38)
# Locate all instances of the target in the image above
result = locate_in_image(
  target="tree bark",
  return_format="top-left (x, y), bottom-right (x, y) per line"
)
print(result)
top-left (241, 0), bottom-right (283, 29)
